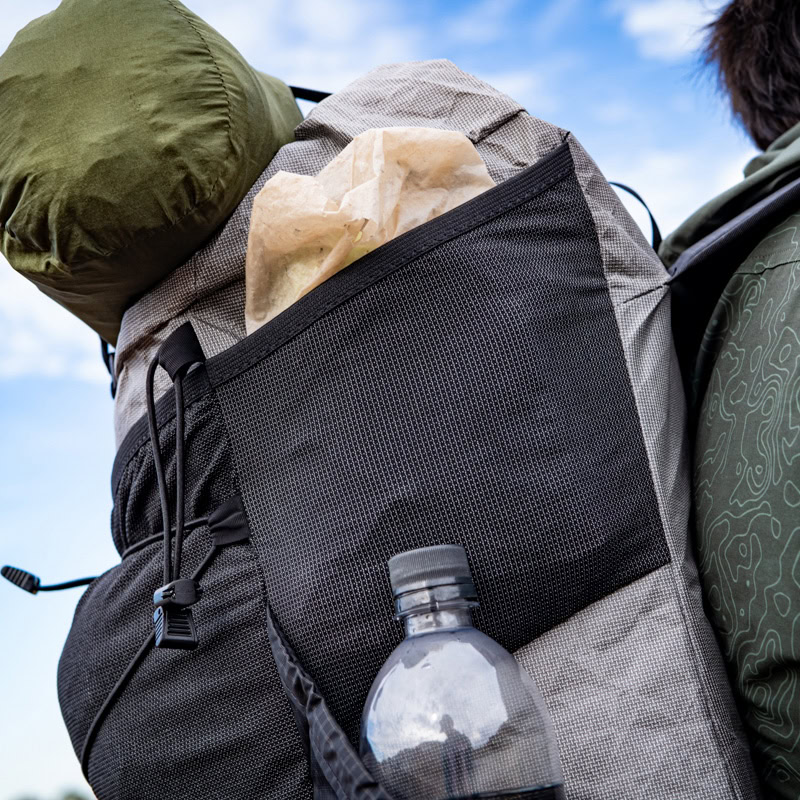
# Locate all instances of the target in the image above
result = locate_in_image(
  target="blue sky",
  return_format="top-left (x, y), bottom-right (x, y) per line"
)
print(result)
top-left (0, 0), bottom-right (756, 797)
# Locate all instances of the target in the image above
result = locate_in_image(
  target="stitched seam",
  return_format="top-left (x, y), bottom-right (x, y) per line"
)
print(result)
top-left (616, 282), bottom-right (669, 307)
top-left (166, 0), bottom-right (234, 159)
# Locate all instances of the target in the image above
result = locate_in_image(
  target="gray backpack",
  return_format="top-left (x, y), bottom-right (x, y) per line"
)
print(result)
top-left (48, 61), bottom-right (762, 799)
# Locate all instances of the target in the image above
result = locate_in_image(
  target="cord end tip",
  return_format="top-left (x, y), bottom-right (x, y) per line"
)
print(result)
top-left (1, 565), bottom-right (41, 595)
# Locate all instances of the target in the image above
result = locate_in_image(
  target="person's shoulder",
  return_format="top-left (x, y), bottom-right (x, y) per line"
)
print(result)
top-left (736, 208), bottom-right (800, 275)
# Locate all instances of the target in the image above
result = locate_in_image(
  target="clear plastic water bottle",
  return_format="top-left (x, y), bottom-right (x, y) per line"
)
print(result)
top-left (360, 544), bottom-right (565, 800)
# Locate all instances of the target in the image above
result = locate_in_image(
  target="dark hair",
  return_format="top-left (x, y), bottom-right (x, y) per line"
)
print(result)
top-left (704, 1), bottom-right (800, 149)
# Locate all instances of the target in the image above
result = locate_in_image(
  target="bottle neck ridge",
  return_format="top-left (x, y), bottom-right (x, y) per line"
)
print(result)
top-left (394, 583), bottom-right (478, 636)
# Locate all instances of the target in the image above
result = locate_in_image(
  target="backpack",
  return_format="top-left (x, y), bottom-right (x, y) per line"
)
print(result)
top-left (17, 60), bottom-right (770, 799)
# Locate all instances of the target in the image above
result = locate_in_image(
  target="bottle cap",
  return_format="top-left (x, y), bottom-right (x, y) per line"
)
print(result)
top-left (388, 544), bottom-right (475, 596)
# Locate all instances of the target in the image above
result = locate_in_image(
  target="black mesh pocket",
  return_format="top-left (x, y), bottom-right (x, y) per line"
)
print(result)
top-left (209, 142), bottom-right (670, 750)
top-left (57, 529), bottom-right (311, 799)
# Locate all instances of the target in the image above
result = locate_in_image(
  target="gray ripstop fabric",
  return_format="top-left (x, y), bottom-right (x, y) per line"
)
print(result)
top-left (567, 142), bottom-right (758, 797)
top-left (73, 58), bottom-right (759, 799)
top-left (515, 565), bottom-right (751, 799)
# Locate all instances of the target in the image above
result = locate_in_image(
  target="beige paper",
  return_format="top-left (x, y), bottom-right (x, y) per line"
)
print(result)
top-left (245, 127), bottom-right (496, 334)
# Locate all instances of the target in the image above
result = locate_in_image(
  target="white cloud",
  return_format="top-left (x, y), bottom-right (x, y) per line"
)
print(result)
top-left (613, 0), bottom-right (719, 62)
top-left (0, 257), bottom-right (106, 383)
top-left (533, 0), bottom-right (583, 44)
top-left (185, 0), bottom-right (424, 92)
top-left (445, 0), bottom-right (518, 45)
top-left (598, 142), bottom-right (758, 239)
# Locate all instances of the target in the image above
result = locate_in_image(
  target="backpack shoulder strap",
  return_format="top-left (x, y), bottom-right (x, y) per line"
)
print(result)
top-left (669, 174), bottom-right (800, 391)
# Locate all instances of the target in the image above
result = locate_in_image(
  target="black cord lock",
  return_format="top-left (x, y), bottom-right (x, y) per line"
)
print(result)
top-left (153, 578), bottom-right (202, 650)
top-left (154, 606), bottom-right (198, 650)
top-left (153, 578), bottom-right (203, 608)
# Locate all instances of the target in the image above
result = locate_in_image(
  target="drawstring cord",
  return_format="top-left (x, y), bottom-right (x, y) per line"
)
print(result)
top-left (1, 518), bottom-right (211, 596)
top-left (2, 324), bottom-right (208, 647)
top-left (145, 360), bottom-right (190, 587)
top-left (173, 372), bottom-right (187, 580)
top-left (144, 323), bottom-right (206, 649)
top-left (146, 357), bottom-right (172, 586)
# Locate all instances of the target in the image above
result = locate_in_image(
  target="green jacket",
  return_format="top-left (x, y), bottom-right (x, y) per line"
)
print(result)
top-left (661, 123), bottom-right (800, 799)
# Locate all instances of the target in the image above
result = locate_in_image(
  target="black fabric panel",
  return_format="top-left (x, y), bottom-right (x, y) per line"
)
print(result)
top-left (58, 527), bottom-right (312, 800)
top-left (78, 385), bottom-right (313, 798)
top-left (211, 157), bottom-right (670, 748)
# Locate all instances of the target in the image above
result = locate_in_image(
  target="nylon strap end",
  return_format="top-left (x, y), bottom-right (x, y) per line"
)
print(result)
top-left (157, 322), bottom-right (205, 380)
top-left (209, 495), bottom-right (251, 547)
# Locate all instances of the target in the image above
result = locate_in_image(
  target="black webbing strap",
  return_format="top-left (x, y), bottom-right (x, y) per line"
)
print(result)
top-left (79, 498), bottom-right (250, 778)
top-left (290, 85), bottom-right (332, 103)
top-left (609, 181), bottom-right (663, 251)
top-left (265, 605), bottom-right (393, 800)
top-left (208, 495), bottom-right (251, 547)
top-left (99, 338), bottom-right (117, 399)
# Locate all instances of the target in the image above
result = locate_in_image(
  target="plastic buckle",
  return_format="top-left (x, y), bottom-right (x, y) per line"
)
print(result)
top-left (153, 605), bottom-right (198, 650)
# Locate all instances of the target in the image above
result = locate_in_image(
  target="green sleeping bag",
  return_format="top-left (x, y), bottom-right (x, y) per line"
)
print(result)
top-left (0, 0), bottom-right (303, 344)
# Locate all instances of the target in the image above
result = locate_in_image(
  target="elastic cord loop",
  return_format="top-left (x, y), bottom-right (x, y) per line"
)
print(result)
top-left (145, 357), bottom-right (172, 585)
top-left (38, 577), bottom-right (97, 591)
top-left (79, 542), bottom-right (221, 777)
top-left (173, 372), bottom-right (186, 579)
top-left (121, 517), bottom-right (209, 560)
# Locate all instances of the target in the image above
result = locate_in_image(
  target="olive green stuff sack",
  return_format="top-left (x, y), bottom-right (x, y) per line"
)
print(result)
top-left (0, 0), bottom-right (303, 344)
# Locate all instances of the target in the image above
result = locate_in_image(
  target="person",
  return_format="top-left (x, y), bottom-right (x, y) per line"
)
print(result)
top-left (659, 2), bottom-right (800, 796)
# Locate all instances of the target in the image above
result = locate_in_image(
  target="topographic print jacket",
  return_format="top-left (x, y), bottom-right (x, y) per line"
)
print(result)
top-left (661, 121), bottom-right (800, 800)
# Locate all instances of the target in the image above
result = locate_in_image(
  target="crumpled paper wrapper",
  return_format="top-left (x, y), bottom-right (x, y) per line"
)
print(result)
top-left (244, 127), bottom-right (496, 334)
